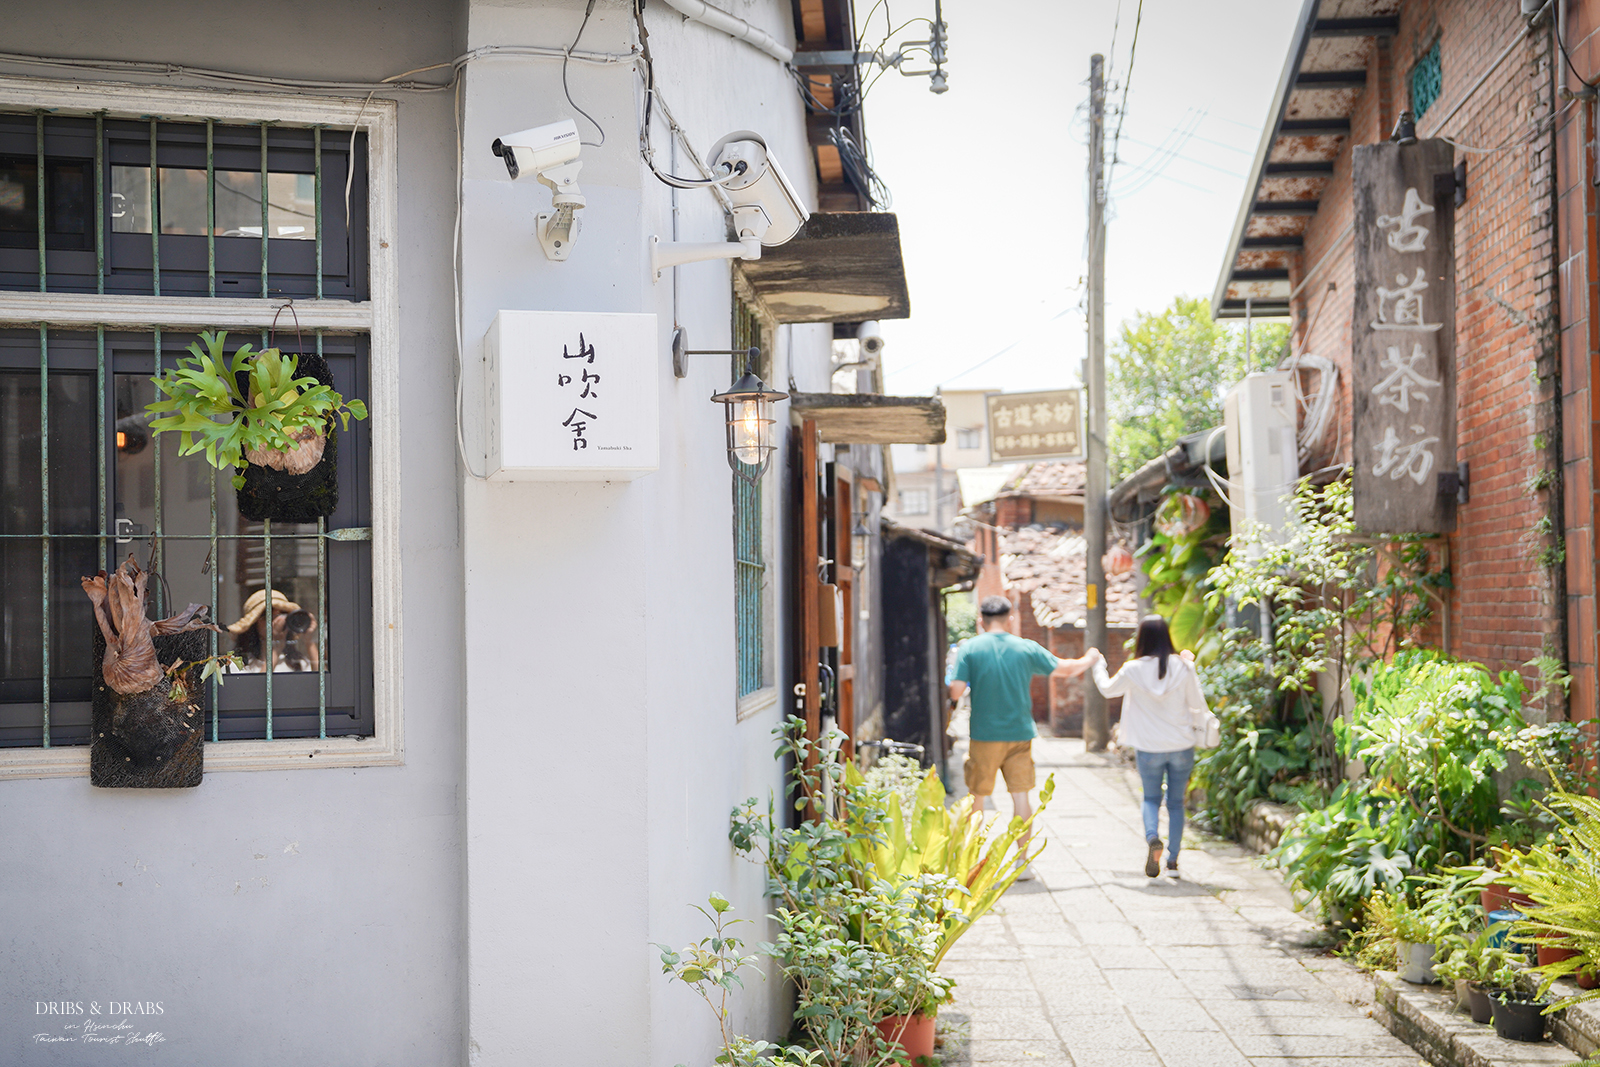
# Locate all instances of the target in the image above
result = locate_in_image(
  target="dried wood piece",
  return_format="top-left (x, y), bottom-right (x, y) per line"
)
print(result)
top-left (81, 556), bottom-right (216, 695)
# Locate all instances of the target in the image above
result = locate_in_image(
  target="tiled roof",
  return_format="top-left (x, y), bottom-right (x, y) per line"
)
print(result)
top-left (1003, 461), bottom-right (1087, 499)
top-left (998, 524), bottom-right (1140, 629)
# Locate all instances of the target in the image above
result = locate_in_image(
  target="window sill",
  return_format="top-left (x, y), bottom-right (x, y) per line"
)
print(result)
top-left (0, 735), bottom-right (403, 780)
top-left (736, 686), bottom-right (779, 723)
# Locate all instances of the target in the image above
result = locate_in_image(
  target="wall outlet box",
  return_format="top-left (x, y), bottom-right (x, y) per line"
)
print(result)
top-left (484, 310), bottom-right (659, 481)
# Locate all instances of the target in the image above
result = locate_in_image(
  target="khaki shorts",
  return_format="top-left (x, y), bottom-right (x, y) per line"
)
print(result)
top-left (965, 740), bottom-right (1036, 797)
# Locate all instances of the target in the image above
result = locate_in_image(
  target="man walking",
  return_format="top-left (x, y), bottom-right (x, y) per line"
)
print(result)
top-left (948, 596), bottom-right (1095, 879)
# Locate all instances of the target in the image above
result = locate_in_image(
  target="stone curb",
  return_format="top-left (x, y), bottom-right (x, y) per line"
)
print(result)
top-left (1239, 799), bottom-right (1299, 856)
top-left (1373, 969), bottom-right (1590, 1067)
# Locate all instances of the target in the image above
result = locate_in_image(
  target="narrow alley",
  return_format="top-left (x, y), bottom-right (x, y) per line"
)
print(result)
top-left (939, 738), bottom-right (1420, 1067)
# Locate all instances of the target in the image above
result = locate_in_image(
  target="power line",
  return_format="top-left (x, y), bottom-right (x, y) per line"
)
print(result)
top-left (1104, 0), bottom-right (1145, 188)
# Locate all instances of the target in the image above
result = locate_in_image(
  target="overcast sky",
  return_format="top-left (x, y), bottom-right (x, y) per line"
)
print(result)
top-left (855, 0), bottom-right (1304, 397)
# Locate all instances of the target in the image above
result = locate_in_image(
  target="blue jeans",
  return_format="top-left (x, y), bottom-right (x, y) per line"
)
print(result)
top-left (1136, 748), bottom-right (1195, 862)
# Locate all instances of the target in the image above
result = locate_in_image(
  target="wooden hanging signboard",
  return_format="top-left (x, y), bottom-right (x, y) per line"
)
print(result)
top-left (1351, 139), bottom-right (1457, 533)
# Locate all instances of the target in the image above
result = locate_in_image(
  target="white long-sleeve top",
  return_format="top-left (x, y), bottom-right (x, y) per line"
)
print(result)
top-left (1092, 655), bottom-right (1210, 753)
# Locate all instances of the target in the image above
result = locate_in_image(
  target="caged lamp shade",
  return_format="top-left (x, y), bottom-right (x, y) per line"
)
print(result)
top-left (711, 369), bottom-right (788, 481)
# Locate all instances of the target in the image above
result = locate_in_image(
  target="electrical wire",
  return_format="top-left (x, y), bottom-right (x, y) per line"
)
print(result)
top-left (1104, 0), bottom-right (1145, 188)
top-left (0, 42), bottom-right (637, 95)
top-left (1439, 98), bottom-right (1574, 153)
top-left (563, 0), bottom-right (608, 147)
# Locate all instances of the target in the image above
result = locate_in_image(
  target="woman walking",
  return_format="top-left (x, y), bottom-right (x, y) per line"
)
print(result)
top-left (1087, 615), bottom-right (1211, 878)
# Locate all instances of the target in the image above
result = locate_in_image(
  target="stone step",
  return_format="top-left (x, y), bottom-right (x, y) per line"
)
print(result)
top-left (1374, 968), bottom-right (1600, 1067)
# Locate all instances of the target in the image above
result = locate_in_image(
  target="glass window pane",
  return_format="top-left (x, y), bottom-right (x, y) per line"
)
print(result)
top-left (267, 172), bottom-right (315, 240)
top-left (110, 164), bottom-right (151, 234)
top-left (0, 158), bottom-right (35, 234)
top-left (157, 167), bottom-right (209, 236)
top-left (214, 169), bottom-right (263, 236)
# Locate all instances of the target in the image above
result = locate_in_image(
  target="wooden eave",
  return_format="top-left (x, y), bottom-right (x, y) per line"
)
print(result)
top-left (788, 392), bottom-right (945, 445)
top-left (736, 212), bottom-right (910, 324)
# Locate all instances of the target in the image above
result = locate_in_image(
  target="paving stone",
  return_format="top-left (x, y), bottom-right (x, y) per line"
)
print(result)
top-left (1067, 1050), bottom-right (1164, 1067)
top-left (1088, 943), bottom-right (1167, 970)
top-left (1124, 998), bottom-right (1225, 1032)
top-left (1244, 1060), bottom-right (1426, 1067)
top-left (1049, 1013), bottom-right (1149, 1050)
top-left (1142, 1030), bottom-right (1253, 1067)
top-left (962, 1038), bottom-right (1069, 1063)
top-left (967, 1007), bottom-right (1062, 1041)
top-left (1231, 1033), bottom-right (1417, 1058)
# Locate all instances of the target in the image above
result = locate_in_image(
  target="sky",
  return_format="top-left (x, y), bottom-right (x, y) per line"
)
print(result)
top-left (854, 0), bottom-right (1304, 398)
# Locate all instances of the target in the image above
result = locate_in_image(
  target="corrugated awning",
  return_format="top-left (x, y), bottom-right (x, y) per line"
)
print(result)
top-left (790, 392), bottom-right (945, 444)
top-left (736, 212), bottom-right (910, 323)
top-left (1211, 0), bottom-right (1400, 319)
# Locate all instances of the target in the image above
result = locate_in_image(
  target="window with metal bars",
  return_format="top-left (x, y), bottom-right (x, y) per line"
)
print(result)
top-left (0, 105), bottom-right (374, 750)
top-left (732, 298), bottom-right (769, 701)
top-left (0, 112), bottom-right (366, 298)
top-left (1411, 40), bottom-right (1443, 122)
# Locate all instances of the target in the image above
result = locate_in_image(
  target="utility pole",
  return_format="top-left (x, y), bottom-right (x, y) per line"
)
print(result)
top-left (1084, 53), bottom-right (1109, 752)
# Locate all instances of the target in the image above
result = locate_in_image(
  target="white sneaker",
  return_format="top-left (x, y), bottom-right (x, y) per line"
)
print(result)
top-left (1013, 865), bottom-right (1036, 883)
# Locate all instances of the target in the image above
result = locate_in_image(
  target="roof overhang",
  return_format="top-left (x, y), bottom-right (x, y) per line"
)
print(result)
top-left (881, 517), bottom-right (983, 587)
top-left (790, 392), bottom-right (945, 444)
top-left (1211, 0), bottom-right (1400, 319)
top-left (736, 212), bottom-right (910, 324)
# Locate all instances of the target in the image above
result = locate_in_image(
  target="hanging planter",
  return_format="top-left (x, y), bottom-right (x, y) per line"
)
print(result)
top-left (146, 327), bottom-right (367, 524)
top-left (82, 556), bottom-right (233, 788)
top-left (1104, 542), bottom-right (1136, 576)
top-left (1154, 492), bottom-right (1210, 538)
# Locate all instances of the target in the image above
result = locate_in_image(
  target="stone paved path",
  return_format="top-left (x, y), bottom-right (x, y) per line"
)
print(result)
top-left (937, 738), bottom-right (1423, 1067)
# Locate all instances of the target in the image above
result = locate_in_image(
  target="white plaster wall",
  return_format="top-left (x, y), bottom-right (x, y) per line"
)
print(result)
top-left (0, 2), bottom-right (468, 1065)
top-left (458, 2), bottom-right (832, 1064)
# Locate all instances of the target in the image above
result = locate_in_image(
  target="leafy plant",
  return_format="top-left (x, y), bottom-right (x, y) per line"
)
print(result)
top-left (146, 331), bottom-right (368, 487)
top-left (1503, 791), bottom-right (1600, 1008)
top-left (1138, 486), bottom-right (1227, 652)
top-left (1434, 925), bottom-right (1519, 989)
top-left (655, 894), bottom-right (823, 1067)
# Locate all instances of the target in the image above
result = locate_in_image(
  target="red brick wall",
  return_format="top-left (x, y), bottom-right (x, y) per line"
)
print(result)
top-left (1292, 1), bottom-right (1566, 693)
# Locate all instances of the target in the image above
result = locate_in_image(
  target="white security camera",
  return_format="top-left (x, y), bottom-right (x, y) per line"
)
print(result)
top-left (857, 321), bottom-right (885, 357)
top-left (491, 119), bottom-right (581, 179)
top-left (707, 131), bottom-right (809, 249)
top-left (650, 131), bottom-right (810, 280)
top-left (491, 119), bottom-right (585, 262)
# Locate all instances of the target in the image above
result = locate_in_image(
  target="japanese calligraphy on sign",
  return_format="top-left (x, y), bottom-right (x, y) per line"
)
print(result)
top-left (1352, 139), bottom-right (1456, 532)
top-left (482, 309), bottom-right (659, 481)
top-left (985, 389), bottom-right (1083, 463)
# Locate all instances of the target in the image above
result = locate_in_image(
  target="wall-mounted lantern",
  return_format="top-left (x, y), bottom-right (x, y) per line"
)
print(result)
top-left (851, 517), bottom-right (871, 570)
top-left (711, 361), bottom-right (788, 481)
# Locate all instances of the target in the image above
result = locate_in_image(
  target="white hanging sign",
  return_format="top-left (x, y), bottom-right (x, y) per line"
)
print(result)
top-left (484, 310), bottom-right (659, 481)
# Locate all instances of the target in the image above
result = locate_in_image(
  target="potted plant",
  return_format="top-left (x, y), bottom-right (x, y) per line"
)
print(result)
top-left (1434, 927), bottom-right (1518, 1024)
top-left (1491, 986), bottom-right (1552, 1043)
top-left (81, 556), bottom-right (238, 788)
top-left (146, 330), bottom-right (367, 523)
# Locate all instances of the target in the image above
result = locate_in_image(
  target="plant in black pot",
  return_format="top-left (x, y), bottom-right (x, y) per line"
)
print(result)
top-left (1490, 983), bottom-right (1551, 1043)
top-left (146, 330), bottom-right (367, 523)
top-left (1435, 926), bottom-right (1518, 1025)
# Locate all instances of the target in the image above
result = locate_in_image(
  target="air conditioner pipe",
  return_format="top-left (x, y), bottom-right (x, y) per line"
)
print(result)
top-left (656, 0), bottom-right (794, 64)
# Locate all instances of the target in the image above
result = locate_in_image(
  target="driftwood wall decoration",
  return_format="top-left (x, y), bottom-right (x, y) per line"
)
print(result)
top-left (83, 557), bottom-right (217, 788)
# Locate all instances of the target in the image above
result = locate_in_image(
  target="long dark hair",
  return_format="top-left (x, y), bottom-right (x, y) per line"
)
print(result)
top-left (1134, 614), bottom-right (1175, 678)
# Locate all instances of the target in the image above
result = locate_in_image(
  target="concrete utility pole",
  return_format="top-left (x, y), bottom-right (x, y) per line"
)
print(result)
top-left (1084, 53), bottom-right (1109, 752)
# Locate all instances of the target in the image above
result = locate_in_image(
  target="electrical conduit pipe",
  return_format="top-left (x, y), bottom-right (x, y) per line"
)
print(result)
top-left (657, 0), bottom-right (794, 64)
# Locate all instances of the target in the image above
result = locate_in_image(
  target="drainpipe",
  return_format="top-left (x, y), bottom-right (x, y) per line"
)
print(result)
top-left (657, 0), bottom-right (795, 64)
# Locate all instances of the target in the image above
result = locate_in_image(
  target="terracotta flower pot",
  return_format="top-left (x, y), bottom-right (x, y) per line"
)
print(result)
top-left (1480, 882), bottom-right (1512, 915)
top-left (876, 1013), bottom-right (936, 1061)
top-left (1579, 968), bottom-right (1600, 990)
top-left (1537, 942), bottom-right (1579, 968)
top-left (1507, 890), bottom-right (1536, 910)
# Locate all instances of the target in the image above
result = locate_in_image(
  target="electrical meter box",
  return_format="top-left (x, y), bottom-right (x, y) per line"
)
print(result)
top-left (483, 310), bottom-right (659, 481)
top-left (1223, 370), bottom-right (1299, 549)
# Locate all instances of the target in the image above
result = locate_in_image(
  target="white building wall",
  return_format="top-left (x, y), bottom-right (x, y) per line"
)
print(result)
top-left (0, 2), bottom-right (468, 1065)
top-left (458, 2), bottom-right (827, 1064)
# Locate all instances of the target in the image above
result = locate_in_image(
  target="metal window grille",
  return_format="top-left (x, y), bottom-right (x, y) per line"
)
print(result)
top-left (732, 299), bottom-right (766, 698)
top-left (1411, 41), bottom-right (1442, 122)
top-left (0, 108), bottom-right (373, 749)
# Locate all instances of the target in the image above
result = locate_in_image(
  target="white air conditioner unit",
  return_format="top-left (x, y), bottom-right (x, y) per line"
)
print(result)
top-left (1223, 371), bottom-right (1299, 549)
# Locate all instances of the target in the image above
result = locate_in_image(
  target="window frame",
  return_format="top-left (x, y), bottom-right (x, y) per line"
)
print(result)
top-left (0, 76), bottom-right (402, 778)
top-left (731, 291), bottom-right (778, 722)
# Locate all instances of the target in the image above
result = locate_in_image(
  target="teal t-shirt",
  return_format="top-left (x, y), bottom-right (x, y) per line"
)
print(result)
top-left (952, 631), bottom-right (1059, 742)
